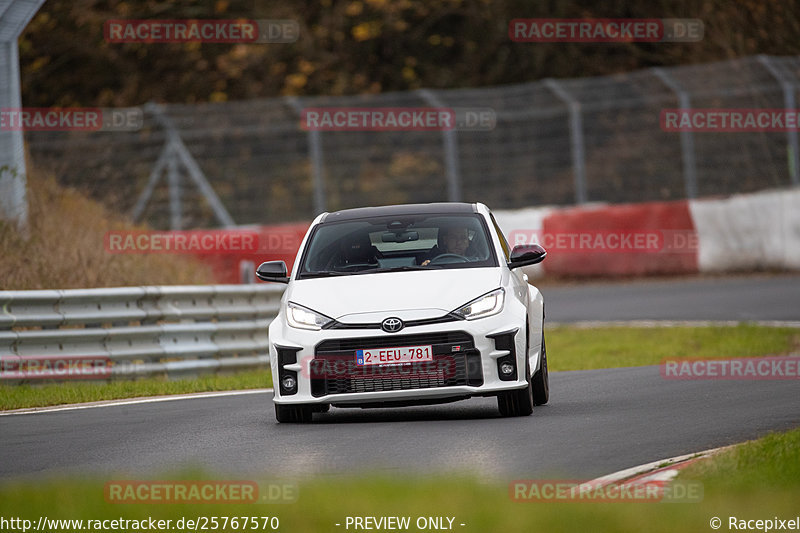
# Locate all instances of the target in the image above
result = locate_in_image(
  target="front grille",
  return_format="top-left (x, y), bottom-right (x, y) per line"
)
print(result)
top-left (312, 331), bottom-right (483, 397)
top-left (316, 331), bottom-right (472, 352)
top-left (324, 314), bottom-right (461, 330)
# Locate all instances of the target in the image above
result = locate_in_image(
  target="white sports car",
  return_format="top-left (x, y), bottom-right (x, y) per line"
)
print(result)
top-left (257, 202), bottom-right (548, 423)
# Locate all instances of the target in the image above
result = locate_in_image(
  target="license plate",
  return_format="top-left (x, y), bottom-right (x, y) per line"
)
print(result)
top-left (356, 345), bottom-right (433, 366)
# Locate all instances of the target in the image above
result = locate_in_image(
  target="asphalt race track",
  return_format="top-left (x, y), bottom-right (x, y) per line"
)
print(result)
top-left (1, 368), bottom-right (799, 481)
top-left (542, 274), bottom-right (800, 323)
top-left (1, 275), bottom-right (799, 481)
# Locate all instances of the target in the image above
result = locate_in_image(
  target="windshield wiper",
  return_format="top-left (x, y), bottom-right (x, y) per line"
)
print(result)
top-left (299, 271), bottom-right (350, 278)
top-left (359, 265), bottom-right (436, 273)
top-left (302, 265), bottom-right (439, 277)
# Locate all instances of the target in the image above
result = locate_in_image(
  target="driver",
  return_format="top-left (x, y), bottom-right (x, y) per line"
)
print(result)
top-left (420, 224), bottom-right (471, 266)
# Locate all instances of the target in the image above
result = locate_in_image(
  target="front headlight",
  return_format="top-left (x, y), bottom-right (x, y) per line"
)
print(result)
top-left (286, 302), bottom-right (333, 330)
top-left (452, 288), bottom-right (505, 320)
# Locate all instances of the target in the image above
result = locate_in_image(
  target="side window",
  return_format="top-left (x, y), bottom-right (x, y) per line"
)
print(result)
top-left (489, 213), bottom-right (511, 262)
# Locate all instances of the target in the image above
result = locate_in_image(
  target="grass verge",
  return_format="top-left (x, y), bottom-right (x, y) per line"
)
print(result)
top-left (0, 166), bottom-right (214, 289)
top-left (2, 324), bottom-right (796, 410)
top-left (547, 323), bottom-right (798, 371)
top-left (0, 370), bottom-right (272, 411)
top-left (0, 428), bottom-right (798, 533)
top-left (679, 425), bottom-right (800, 492)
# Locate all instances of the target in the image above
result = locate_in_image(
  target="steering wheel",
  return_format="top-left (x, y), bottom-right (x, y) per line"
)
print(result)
top-left (430, 253), bottom-right (469, 264)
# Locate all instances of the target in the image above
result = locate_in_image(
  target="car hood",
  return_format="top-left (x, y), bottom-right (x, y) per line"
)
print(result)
top-left (287, 268), bottom-right (502, 322)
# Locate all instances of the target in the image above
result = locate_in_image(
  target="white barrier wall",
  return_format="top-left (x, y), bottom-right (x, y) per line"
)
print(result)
top-left (690, 188), bottom-right (800, 272)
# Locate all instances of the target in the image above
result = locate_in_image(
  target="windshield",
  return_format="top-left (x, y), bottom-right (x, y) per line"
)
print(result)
top-left (298, 214), bottom-right (497, 278)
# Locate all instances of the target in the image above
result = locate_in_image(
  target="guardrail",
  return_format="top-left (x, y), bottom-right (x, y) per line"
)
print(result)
top-left (0, 285), bottom-right (284, 381)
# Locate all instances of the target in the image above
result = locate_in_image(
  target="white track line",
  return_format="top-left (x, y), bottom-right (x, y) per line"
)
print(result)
top-left (587, 444), bottom-right (735, 486)
top-left (0, 388), bottom-right (273, 417)
top-left (549, 320), bottom-right (800, 329)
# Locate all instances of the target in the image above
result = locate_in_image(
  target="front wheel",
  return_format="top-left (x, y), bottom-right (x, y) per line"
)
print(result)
top-left (532, 333), bottom-right (549, 406)
top-left (275, 403), bottom-right (313, 423)
top-left (497, 345), bottom-right (534, 417)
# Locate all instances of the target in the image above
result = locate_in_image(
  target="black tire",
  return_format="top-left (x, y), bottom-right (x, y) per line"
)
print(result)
top-left (532, 333), bottom-right (549, 406)
top-left (275, 403), bottom-right (313, 423)
top-left (497, 331), bottom-right (534, 417)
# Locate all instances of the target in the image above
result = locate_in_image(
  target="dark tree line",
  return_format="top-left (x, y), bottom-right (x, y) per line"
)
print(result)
top-left (20, 0), bottom-right (800, 106)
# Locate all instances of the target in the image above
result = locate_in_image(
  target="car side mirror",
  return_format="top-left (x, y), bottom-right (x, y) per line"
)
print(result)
top-left (508, 244), bottom-right (546, 269)
top-left (256, 261), bottom-right (289, 283)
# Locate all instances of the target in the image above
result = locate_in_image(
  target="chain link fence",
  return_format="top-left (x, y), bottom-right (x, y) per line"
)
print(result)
top-left (25, 55), bottom-right (800, 229)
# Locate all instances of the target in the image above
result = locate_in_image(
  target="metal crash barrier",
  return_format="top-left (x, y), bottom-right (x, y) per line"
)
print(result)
top-left (0, 285), bottom-right (284, 381)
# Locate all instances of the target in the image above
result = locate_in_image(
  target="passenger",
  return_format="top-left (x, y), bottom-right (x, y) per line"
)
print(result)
top-left (327, 233), bottom-right (379, 269)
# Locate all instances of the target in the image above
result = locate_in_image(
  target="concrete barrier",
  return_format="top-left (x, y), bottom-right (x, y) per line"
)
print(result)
top-left (689, 188), bottom-right (800, 272)
top-left (539, 200), bottom-right (698, 276)
top-left (180, 189), bottom-right (800, 281)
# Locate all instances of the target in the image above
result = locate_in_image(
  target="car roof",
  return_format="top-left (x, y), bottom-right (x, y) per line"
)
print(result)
top-left (319, 202), bottom-right (478, 223)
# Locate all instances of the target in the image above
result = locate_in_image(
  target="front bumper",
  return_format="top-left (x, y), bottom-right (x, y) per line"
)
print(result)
top-left (269, 305), bottom-right (539, 406)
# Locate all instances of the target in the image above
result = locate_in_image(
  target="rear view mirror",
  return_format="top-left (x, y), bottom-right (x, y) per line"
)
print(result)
top-left (381, 231), bottom-right (419, 243)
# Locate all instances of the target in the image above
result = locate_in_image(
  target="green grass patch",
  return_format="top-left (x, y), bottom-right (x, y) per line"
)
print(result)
top-left (680, 427), bottom-right (800, 492)
top-left (2, 324), bottom-right (796, 410)
top-left (0, 370), bottom-right (272, 411)
top-left (547, 324), bottom-right (798, 371)
top-left (2, 429), bottom-right (799, 533)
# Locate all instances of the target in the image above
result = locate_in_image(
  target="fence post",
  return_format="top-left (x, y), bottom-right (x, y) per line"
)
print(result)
top-left (0, 0), bottom-right (47, 234)
top-left (133, 103), bottom-right (235, 227)
top-left (758, 55), bottom-right (800, 187)
top-left (286, 97), bottom-right (327, 214)
top-left (544, 79), bottom-right (587, 204)
top-left (131, 141), bottom-right (171, 223)
top-left (652, 67), bottom-right (698, 199)
top-left (417, 89), bottom-right (462, 202)
top-left (167, 144), bottom-right (182, 230)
